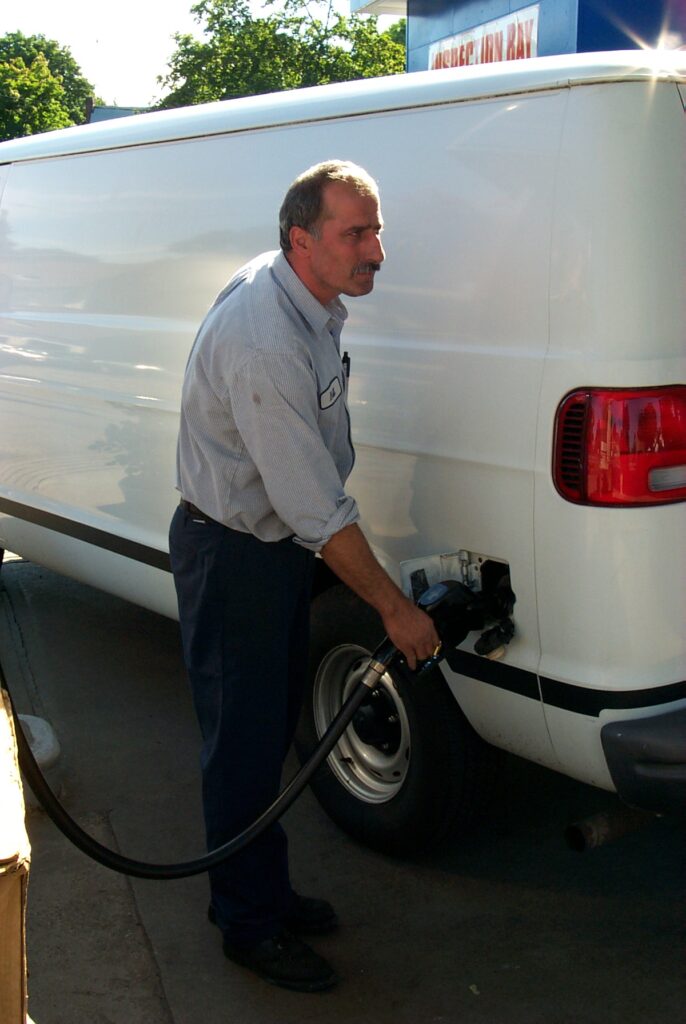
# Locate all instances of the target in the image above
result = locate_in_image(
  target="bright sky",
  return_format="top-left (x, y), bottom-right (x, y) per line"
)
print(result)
top-left (0, 1), bottom-right (228, 107)
top-left (1, 0), bottom-right (398, 109)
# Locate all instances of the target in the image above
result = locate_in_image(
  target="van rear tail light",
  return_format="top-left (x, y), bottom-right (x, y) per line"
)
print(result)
top-left (553, 386), bottom-right (686, 506)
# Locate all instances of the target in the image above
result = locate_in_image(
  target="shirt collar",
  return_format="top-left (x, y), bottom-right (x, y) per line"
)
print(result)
top-left (271, 250), bottom-right (348, 336)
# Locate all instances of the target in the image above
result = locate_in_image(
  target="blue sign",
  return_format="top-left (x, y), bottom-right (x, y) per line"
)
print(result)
top-left (407, 0), bottom-right (686, 74)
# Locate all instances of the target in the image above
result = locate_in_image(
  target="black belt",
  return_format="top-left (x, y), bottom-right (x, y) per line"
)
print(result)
top-left (179, 499), bottom-right (219, 524)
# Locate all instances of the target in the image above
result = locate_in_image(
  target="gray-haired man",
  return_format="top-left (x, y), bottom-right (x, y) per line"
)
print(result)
top-left (170, 161), bottom-right (438, 991)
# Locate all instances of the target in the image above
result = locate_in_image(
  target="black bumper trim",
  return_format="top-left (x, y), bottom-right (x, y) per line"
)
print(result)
top-left (601, 706), bottom-right (686, 813)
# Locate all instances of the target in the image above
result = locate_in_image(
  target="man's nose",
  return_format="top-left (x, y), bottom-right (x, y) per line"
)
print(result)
top-left (369, 234), bottom-right (385, 264)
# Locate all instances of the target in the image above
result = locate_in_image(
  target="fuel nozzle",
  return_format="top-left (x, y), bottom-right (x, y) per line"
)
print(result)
top-left (415, 580), bottom-right (485, 674)
top-left (416, 576), bottom-right (516, 668)
top-left (357, 579), bottom-right (477, 689)
top-left (359, 577), bottom-right (515, 690)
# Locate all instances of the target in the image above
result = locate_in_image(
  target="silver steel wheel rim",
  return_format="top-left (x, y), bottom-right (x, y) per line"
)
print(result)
top-left (312, 643), bottom-right (411, 804)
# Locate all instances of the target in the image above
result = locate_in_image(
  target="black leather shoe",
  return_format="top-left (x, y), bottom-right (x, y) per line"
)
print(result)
top-left (222, 930), bottom-right (337, 992)
top-left (208, 894), bottom-right (338, 936)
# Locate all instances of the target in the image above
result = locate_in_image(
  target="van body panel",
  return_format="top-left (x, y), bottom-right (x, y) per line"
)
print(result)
top-left (547, 82), bottom-right (685, 364)
top-left (533, 77), bottom-right (686, 780)
top-left (1, 50), bottom-right (684, 812)
top-left (445, 671), bottom-right (558, 769)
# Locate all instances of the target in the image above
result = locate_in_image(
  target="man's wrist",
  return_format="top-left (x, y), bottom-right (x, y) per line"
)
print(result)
top-left (369, 579), bottom-right (409, 620)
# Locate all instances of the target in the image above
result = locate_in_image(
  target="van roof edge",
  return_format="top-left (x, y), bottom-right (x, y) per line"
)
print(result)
top-left (1, 49), bottom-right (684, 165)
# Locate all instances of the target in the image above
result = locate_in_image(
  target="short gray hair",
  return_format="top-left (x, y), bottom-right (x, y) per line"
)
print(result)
top-left (279, 160), bottom-right (379, 253)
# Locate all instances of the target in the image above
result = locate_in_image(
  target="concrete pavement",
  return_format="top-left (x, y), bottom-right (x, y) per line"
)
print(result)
top-left (1, 556), bottom-right (685, 1024)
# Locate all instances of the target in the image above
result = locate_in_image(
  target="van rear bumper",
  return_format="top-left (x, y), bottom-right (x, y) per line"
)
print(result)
top-left (601, 707), bottom-right (686, 813)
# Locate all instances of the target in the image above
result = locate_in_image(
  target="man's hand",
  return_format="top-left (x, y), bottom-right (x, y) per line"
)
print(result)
top-left (321, 524), bottom-right (440, 670)
top-left (379, 597), bottom-right (440, 671)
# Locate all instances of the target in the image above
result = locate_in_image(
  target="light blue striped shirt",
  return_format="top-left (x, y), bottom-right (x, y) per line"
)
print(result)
top-left (176, 250), bottom-right (360, 550)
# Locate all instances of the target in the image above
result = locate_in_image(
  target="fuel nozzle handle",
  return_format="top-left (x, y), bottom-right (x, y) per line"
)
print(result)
top-left (359, 579), bottom-right (482, 688)
top-left (415, 579), bottom-right (482, 673)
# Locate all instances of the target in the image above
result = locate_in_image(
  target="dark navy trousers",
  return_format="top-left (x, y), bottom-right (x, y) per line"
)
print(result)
top-left (169, 504), bottom-right (315, 946)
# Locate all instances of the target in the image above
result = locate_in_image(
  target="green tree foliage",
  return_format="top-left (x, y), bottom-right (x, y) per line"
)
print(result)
top-left (156, 0), bottom-right (405, 109)
top-left (0, 32), bottom-right (98, 141)
top-left (383, 19), bottom-right (406, 48)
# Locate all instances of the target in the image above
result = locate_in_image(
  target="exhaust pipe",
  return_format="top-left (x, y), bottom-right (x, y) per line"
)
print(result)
top-left (565, 806), bottom-right (657, 852)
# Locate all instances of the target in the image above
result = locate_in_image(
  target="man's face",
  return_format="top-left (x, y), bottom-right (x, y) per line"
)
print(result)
top-left (294, 181), bottom-right (385, 306)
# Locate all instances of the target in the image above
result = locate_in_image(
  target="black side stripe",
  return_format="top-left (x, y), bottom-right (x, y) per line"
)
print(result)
top-left (447, 644), bottom-right (686, 717)
top-left (3, 496), bottom-right (685, 716)
top-left (0, 496), bottom-right (171, 572)
top-left (447, 648), bottom-right (540, 701)
top-left (540, 676), bottom-right (686, 716)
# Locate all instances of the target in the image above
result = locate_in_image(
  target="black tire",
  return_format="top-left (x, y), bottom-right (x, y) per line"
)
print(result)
top-left (296, 584), bottom-right (485, 857)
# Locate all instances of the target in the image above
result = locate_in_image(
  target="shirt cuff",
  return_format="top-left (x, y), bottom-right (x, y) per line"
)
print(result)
top-left (292, 494), bottom-right (361, 552)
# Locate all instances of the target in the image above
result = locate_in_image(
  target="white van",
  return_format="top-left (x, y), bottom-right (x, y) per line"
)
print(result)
top-left (0, 50), bottom-right (684, 855)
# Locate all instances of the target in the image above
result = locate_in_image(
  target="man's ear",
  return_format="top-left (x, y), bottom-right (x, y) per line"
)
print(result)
top-left (289, 225), bottom-right (312, 259)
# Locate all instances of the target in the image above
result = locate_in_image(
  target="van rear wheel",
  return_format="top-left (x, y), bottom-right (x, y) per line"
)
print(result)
top-left (295, 585), bottom-right (484, 857)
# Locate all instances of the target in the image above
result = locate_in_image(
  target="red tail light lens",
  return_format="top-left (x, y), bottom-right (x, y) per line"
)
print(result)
top-left (553, 386), bottom-right (686, 506)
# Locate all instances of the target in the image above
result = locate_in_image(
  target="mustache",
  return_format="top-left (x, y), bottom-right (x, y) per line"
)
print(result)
top-left (354, 262), bottom-right (382, 274)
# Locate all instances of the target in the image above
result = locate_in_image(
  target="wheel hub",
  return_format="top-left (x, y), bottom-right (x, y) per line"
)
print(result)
top-left (312, 644), bottom-right (411, 804)
top-left (351, 690), bottom-right (401, 754)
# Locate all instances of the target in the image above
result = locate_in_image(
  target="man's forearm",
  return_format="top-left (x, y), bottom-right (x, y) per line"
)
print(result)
top-left (320, 524), bottom-right (439, 669)
top-left (320, 523), bottom-right (405, 619)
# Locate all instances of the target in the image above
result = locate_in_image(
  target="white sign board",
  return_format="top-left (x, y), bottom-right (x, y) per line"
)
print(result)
top-left (429, 4), bottom-right (540, 70)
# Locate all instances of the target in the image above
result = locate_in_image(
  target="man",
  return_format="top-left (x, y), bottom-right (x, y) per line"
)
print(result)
top-left (169, 160), bottom-right (438, 992)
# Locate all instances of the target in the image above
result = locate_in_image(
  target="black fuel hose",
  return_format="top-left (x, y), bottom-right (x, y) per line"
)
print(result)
top-left (8, 674), bottom-right (374, 880)
top-left (5, 580), bottom-right (476, 880)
